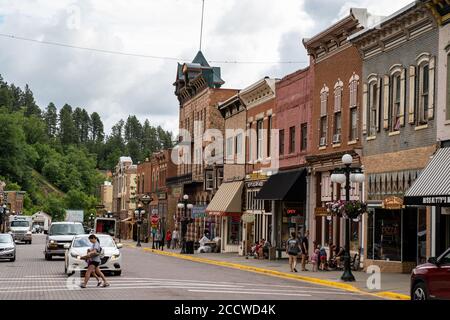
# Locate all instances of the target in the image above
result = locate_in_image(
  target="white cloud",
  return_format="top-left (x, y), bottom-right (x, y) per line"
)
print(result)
top-left (0, 0), bottom-right (414, 135)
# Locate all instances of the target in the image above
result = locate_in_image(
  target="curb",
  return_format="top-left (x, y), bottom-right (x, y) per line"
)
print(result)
top-left (124, 244), bottom-right (410, 300)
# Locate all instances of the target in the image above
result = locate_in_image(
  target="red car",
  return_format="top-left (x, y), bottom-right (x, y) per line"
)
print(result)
top-left (411, 248), bottom-right (450, 300)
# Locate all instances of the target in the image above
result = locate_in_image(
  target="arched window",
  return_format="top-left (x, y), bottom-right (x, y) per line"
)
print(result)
top-left (319, 85), bottom-right (329, 147)
top-left (385, 65), bottom-right (405, 132)
top-left (349, 73), bottom-right (360, 141)
top-left (366, 75), bottom-right (380, 137)
top-left (415, 53), bottom-right (435, 124)
top-left (333, 80), bottom-right (343, 144)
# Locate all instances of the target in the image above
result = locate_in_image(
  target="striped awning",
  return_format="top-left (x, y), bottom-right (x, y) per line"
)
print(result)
top-left (404, 147), bottom-right (450, 206)
top-left (206, 181), bottom-right (244, 216)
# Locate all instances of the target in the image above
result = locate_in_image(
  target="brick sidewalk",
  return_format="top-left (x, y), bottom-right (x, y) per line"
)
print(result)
top-left (121, 239), bottom-right (410, 297)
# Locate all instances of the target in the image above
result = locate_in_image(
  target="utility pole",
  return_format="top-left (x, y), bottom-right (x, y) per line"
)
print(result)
top-left (199, 0), bottom-right (205, 51)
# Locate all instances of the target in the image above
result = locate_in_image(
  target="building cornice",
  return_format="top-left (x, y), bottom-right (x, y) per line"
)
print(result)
top-left (240, 77), bottom-right (277, 110)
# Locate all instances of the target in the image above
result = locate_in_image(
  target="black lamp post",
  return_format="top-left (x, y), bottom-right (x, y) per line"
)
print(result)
top-left (89, 213), bottom-right (95, 232)
top-left (330, 154), bottom-right (365, 282)
top-left (177, 194), bottom-right (194, 254)
top-left (135, 194), bottom-right (151, 247)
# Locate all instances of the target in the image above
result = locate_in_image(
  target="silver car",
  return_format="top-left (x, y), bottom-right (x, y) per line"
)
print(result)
top-left (0, 234), bottom-right (16, 262)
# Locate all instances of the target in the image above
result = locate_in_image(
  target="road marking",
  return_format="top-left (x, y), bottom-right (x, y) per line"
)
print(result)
top-left (188, 290), bottom-right (312, 297)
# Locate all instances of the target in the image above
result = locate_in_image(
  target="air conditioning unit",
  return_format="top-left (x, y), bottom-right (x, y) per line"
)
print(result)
top-left (333, 134), bottom-right (341, 144)
top-left (320, 137), bottom-right (327, 146)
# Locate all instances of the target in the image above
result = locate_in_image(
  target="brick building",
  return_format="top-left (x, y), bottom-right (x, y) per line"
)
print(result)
top-left (112, 157), bottom-right (137, 240)
top-left (350, 2), bottom-right (439, 272)
top-left (170, 51), bottom-right (238, 244)
top-left (240, 77), bottom-right (278, 253)
top-left (99, 181), bottom-right (113, 213)
top-left (255, 67), bottom-right (313, 256)
top-left (303, 8), bottom-right (375, 257)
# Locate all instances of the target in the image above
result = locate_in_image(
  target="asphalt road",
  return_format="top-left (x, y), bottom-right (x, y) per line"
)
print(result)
top-left (0, 234), bottom-right (380, 300)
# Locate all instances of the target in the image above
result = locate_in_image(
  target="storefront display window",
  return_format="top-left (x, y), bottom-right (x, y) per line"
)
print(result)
top-left (227, 217), bottom-right (241, 245)
top-left (374, 210), bottom-right (402, 261)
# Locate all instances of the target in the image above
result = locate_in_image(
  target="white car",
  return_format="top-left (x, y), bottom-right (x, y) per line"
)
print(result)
top-left (64, 234), bottom-right (123, 276)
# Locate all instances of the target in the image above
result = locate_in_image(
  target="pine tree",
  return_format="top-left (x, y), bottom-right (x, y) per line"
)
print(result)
top-left (22, 84), bottom-right (41, 117)
top-left (90, 112), bottom-right (104, 143)
top-left (44, 103), bottom-right (58, 138)
top-left (58, 104), bottom-right (76, 145)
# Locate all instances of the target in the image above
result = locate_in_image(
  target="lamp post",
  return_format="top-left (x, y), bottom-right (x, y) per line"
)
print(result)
top-left (330, 154), bottom-right (365, 282)
top-left (89, 213), bottom-right (95, 232)
top-left (0, 204), bottom-right (7, 233)
top-left (177, 194), bottom-right (194, 254)
top-left (135, 194), bottom-right (151, 247)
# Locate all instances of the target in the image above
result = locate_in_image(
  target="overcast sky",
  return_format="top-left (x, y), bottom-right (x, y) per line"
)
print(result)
top-left (0, 0), bottom-right (412, 135)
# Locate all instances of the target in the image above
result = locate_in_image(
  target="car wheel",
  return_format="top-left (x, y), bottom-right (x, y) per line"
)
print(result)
top-left (412, 282), bottom-right (429, 301)
top-left (10, 256), bottom-right (16, 262)
top-left (45, 254), bottom-right (52, 261)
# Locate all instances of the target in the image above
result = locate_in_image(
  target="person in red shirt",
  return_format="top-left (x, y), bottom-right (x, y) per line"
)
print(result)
top-left (166, 230), bottom-right (172, 249)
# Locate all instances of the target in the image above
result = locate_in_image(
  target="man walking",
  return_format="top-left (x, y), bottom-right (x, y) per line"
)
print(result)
top-left (301, 230), bottom-right (309, 271)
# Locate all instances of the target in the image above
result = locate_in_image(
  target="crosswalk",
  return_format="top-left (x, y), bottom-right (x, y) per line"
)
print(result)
top-left (0, 275), bottom-right (367, 298)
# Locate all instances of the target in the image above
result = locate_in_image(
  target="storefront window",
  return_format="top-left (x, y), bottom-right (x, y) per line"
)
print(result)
top-left (374, 210), bottom-right (402, 261)
top-left (350, 219), bottom-right (360, 252)
top-left (367, 211), bottom-right (374, 259)
top-left (417, 208), bottom-right (427, 264)
top-left (227, 217), bottom-right (241, 245)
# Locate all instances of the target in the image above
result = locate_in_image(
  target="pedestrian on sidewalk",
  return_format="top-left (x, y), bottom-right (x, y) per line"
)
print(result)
top-left (311, 245), bottom-right (320, 272)
top-left (286, 232), bottom-right (301, 273)
top-left (301, 230), bottom-right (309, 271)
top-left (172, 228), bottom-right (179, 249)
top-left (166, 230), bottom-right (172, 249)
top-left (155, 229), bottom-right (162, 250)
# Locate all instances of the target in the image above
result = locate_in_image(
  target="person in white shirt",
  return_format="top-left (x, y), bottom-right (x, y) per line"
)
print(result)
top-left (172, 229), bottom-right (179, 249)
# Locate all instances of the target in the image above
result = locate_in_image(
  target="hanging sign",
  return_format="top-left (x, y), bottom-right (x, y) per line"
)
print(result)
top-left (315, 207), bottom-right (329, 217)
top-left (383, 196), bottom-right (404, 210)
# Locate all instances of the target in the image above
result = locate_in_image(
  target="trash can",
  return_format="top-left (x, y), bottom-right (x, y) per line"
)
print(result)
top-left (186, 241), bottom-right (195, 254)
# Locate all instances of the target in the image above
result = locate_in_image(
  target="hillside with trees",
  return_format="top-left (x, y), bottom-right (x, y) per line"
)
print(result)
top-left (0, 74), bottom-right (174, 220)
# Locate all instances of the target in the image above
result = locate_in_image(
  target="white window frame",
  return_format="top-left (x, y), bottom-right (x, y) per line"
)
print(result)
top-left (349, 73), bottom-right (360, 108)
top-left (418, 62), bottom-right (430, 125)
top-left (226, 137), bottom-right (234, 159)
top-left (390, 71), bottom-right (402, 132)
top-left (205, 170), bottom-right (214, 190)
top-left (367, 76), bottom-right (379, 137)
top-left (257, 120), bottom-right (263, 160)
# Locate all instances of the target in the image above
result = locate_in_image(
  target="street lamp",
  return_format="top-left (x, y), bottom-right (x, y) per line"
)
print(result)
top-left (89, 213), bottom-right (95, 232)
top-left (330, 154), bottom-right (365, 282)
top-left (177, 194), bottom-right (194, 254)
top-left (135, 194), bottom-right (152, 247)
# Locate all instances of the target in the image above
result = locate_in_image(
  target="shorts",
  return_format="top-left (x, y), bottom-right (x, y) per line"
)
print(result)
top-left (88, 261), bottom-right (100, 267)
top-left (320, 256), bottom-right (326, 262)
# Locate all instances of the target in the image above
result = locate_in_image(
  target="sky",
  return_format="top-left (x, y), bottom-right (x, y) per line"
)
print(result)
top-left (0, 0), bottom-right (413, 136)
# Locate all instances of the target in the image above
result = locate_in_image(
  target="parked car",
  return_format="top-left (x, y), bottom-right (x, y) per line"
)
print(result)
top-left (44, 222), bottom-right (86, 260)
top-left (64, 234), bottom-right (123, 276)
top-left (0, 234), bottom-right (16, 262)
top-left (411, 247), bottom-right (450, 300)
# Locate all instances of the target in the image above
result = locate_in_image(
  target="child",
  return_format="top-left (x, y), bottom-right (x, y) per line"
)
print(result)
top-left (311, 246), bottom-right (319, 272)
top-left (319, 246), bottom-right (328, 271)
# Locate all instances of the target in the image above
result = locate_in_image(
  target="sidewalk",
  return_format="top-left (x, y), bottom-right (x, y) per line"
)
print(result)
top-left (121, 240), bottom-right (410, 300)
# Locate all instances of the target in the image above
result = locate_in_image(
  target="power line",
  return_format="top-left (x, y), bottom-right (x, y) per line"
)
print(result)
top-left (0, 32), bottom-right (307, 65)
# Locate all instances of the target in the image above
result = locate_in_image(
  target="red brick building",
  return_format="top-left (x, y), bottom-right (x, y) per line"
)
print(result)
top-left (171, 51), bottom-right (238, 243)
top-left (303, 8), bottom-right (373, 255)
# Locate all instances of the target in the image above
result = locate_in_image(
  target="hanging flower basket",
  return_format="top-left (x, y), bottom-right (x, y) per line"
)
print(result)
top-left (326, 200), bottom-right (367, 220)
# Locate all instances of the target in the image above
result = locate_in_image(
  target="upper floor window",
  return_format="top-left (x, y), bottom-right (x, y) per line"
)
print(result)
top-left (226, 137), bottom-right (234, 159)
top-left (289, 126), bottom-right (296, 154)
top-left (320, 85), bottom-right (329, 117)
top-left (333, 112), bottom-right (342, 144)
top-left (368, 78), bottom-right (380, 136)
top-left (349, 73), bottom-right (360, 108)
top-left (256, 119), bottom-right (263, 159)
top-left (418, 63), bottom-right (430, 124)
top-left (279, 129), bottom-right (285, 156)
top-left (320, 116), bottom-right (327, 147)
top-left (205, 170), bottom-right (214, 190)
top-left (216, 168), bottom-right (224, 189)
top-left (301, 123), bottom-right (308, 151)
top-left (390, 73), bottom-right (402, 132)
top-left (350, 107), bottom-right (358, 141)
top-left (333, 80), bottom-right (343, 144)
top-left (236, 133), bottom-right (243, 156)
top-left (334, 80), bottom-right (343, 113)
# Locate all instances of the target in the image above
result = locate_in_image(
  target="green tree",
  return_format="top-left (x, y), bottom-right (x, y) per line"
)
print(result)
top-left (22, 84), bottom-right (41, 117)
top-left (58, 104), bottom-right (76, 145)
top-left (90, 112), bottom-right (104, 143)
top-left (44, 103), bottom-right (58, 138)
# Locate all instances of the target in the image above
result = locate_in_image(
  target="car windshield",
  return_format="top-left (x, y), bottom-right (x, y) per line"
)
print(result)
top-left (0, 235), bottom-right (13, 244)
top-left (72, 236), bottom-right (115, 248)
top-left (49, 224), bottom-right (85, 235)
top-left (10, 221), bottom-right (29, 227)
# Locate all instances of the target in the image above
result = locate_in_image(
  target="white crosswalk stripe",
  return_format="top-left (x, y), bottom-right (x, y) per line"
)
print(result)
top-left (0, 276), bottom-right (363, 298)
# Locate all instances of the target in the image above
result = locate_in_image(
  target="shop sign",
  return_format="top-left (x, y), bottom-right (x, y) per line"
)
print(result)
top-left (383, 196), bottom-right (404, 210)
top-left (314, 207), bottom-right (328, 217)
top-left (241, 213), bottom-right (255, 223)
top-left (422, 196), bottom-right (450, 205)
top-left (246, 180), bottom-right (265, 188)
top-left (158, 193), bottom-right (167, 200)
top-left (285, 208), bottom-right (303, 216)
top-left (192, 205), bottom-right (207, 218)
